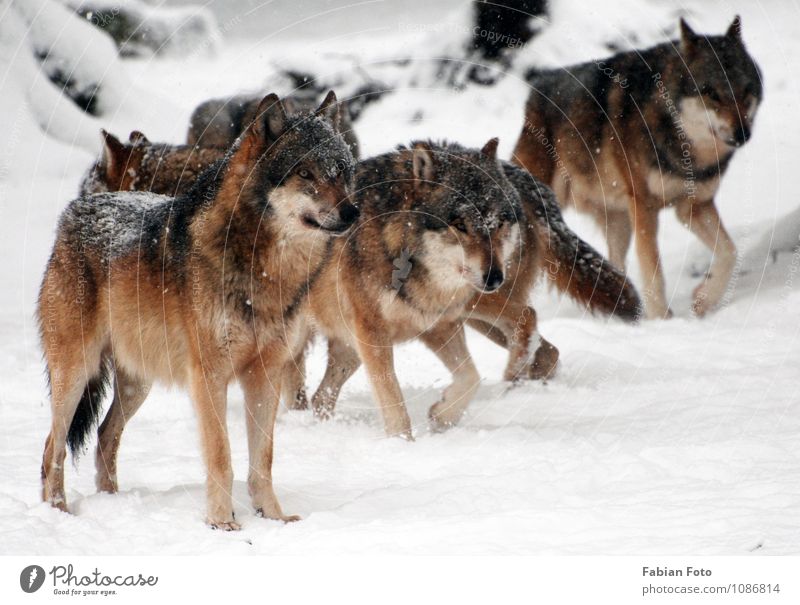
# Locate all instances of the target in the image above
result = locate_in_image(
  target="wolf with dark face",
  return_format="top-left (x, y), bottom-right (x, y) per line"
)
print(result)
top-left (513, 16), bottom-right (762, 318)
top-left (305, 139), bottom-right (547, 436)
top-left (38, 91), bottom-right (358, 529)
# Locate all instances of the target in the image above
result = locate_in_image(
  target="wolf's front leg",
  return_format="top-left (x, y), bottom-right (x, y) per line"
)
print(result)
top-left (632, 204), bottom-right (672, 319)
top-left (281, 348), bottom-right (308, 411)
top-left (240, 358), bottom-right (300, 523)
top-left (188, 363), bottom-right (238, 530)
top-left (676, 199), bottom-right (737, 317)
top-left (419, 321), bottom-right (480, 431)
top-left (311, 336), bottom-right (362, 420)
top-left (352, 319), bottom-right (412, 439)
top-left (470, 293), bottom-right (558, 381)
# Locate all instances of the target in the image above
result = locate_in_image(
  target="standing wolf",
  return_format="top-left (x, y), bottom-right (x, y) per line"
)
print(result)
top-left (38, 91), bottom-right (358, 529)
top-left (306, 140), bottom-right (545, 436)
top-left (513, 17), bottom-right (762, 318)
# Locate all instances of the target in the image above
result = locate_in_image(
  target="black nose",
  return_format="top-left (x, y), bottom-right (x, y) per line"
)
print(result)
top-left (733, 124), bottom-right (751, 146)
top-left (483, 268), bottom-right (504, 292)
top-left (338, 202), bottom-right (360, 226)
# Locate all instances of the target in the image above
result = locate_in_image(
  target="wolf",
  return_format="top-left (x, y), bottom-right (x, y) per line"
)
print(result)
top-left (304, 139), bottom-right (540, 437)
top-left (187, 93), bottom-right (361, 158)
top-left (299, 143), bottom-right (642, 433)
top-left (38, 91), bottom-right (359, 529)
top-left (513, 16), bottom-right (762, 318)
top-left (79, 129), bottom-right (223, 197)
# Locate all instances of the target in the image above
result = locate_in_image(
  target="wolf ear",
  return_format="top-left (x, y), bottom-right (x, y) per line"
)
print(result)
top-left (316, 90), bottom-right (341, 132)
top-left (481, 137), bottom-right (499, 160)
top-left (100, 129), bottom-right (126, 174)
top-left (726, 15), bottom-right (743, 43)
top-left (128, 130), bottom-right (149, 145)
top-left (412, 142), bottom-right (435, 182)
top-left (250, 93), bottom-right (287, 143)
top-left (679, 17), bottom-right (698, 54)
top-left (236, 94), bottom-right (286, 165)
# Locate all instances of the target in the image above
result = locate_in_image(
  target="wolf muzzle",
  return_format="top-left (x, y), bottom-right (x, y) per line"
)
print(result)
top-left (732, 124), bottom-right (751, 146)
top-left (482, 267), bottom-right (504, 293)
top-left (316, 202), bottom-right (359, 234)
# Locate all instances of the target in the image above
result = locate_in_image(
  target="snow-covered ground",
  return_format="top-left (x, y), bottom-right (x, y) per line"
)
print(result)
top-left (1, 0), bottom-right (799, 555)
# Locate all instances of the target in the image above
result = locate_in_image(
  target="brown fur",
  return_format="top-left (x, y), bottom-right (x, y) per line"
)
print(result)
top-left (38, 91), bottom-right (357, 528)
top-left (303, 140), bottom-right (551, 436)
top-left (80, 130), bottom-right (225, 197)
top-left (298, 156), bottom-right (640, 429)
top-left (513, 17), bottom-right (762, 318)
top-left (84, 131), bottom-right (639, 399)
top-left (187, 94), bottom-right (361, 158)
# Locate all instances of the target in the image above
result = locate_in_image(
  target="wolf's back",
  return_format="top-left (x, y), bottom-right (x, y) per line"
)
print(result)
top-left (502, 162), bottom-right (642, 321)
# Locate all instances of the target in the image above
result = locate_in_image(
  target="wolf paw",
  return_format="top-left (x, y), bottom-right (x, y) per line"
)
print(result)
top-left (48, 498), bottom-right (69, 513)
top-left (209, 519), bottom-right (241, 531)
top-left (692, 285), bottom-right (713, 317)
top-left (256, 508), bottom-right (301, 523)
top-left (528, 340), bottom-right (559, 380)
top-left (383, 415), bottom-right (414, 441)
top-left (428, 403), bottom-right (461, 432)
top-left (95, 474), bottom-right (118, 494)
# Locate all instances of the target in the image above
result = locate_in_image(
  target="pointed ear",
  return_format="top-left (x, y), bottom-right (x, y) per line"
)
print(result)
top-left (412, 142), bottom-right (435, 182)
top-left (249, 93), bottom-right (287, 143)
top-left (481, 137), bottom-right (499, 160)
top-left (128, 130), bottom-right (149, 145)
top-left (100, 129), bottom-right (126, 173)
top-left (233, 93), bottom-right (287, 167)
top-left (679, 17), bottom-right (698, 54)
top-left (315, 90), bottom-right (341, 132)
top-left (726, 15), bottom-right (742, 43)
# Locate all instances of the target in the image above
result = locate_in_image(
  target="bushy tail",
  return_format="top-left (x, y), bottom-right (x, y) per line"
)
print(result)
top-left (503, 163), bottom-right (643, 321)
top-left (63, 358), bottom-right (112, 458)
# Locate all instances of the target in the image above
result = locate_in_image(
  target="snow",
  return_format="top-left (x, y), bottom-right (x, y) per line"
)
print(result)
top-left (63, 0), bottom-right (221, 59)
top-left (1, 0), bottom-right (799, 555)
top-left (15, 0), bottom-right (128, 114)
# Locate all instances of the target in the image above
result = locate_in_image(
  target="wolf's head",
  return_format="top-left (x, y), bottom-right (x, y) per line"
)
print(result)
top-left (676, 16), bottom-right (763, 149)
top-left (230, 90), bottom-right (358, 236)
top-left (409, 139), bottom-right (523, 294)
top-left (80, 130), bottom-right (151, 196)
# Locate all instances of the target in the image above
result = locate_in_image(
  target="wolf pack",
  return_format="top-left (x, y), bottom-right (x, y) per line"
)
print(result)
top-left (38, 17), bottom-right (762, 529)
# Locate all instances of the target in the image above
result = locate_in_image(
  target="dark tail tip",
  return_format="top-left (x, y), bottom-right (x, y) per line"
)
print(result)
top-left (66, 359), bottom-right (111, 458)
top-left (594, 261), bottom-right (644, 323)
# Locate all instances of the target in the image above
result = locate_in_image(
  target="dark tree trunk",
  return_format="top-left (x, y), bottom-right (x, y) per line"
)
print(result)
top-left (471, 0), bottom-right (548, 61)
top-left (463, 0), bottom-right (548, 85)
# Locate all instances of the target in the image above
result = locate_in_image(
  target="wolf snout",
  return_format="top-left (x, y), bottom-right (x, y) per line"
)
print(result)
top-left (732, 124), bottom-right (751, 146)
top-left (482, 268), bottom-right (504, 293)
top-left (337, 202), bottom-right (360, 226)
top-left (316, 203), bottom-right (359, 235)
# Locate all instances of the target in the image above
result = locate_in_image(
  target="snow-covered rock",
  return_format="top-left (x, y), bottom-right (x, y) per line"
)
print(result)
top-left (13, 0), bottom-right (129, 116)
top-left (65, 0), bottom-right (221, 58)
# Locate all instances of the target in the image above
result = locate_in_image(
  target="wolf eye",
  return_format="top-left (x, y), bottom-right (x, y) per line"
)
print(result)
top-left (451, 220), bottom-right (468, 234)
top-left (702, 86), bottom-right (721, 102)
top-left (298, 168), bottom-right (312, 179)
